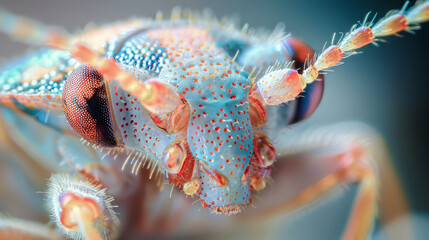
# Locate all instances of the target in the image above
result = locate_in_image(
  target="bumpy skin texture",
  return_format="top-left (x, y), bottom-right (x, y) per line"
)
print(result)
top-left (103, 23), bottom-right (324, 213)
top-left (0, 49), bottom-right (77, 111)
top-left (157, 31), bottom-right (253, 209)
top-left (0, 18), bottom-right (324, 214)
top-left (108, 27), bottom-right (253, 210)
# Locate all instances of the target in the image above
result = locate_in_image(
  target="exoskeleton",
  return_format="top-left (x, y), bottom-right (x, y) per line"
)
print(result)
top-left (0, 1), bottom-right (427, 239)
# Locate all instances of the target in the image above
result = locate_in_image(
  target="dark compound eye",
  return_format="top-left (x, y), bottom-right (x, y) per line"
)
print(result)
top-left (62, 65), bottom-right (117, 147)
top-left (282, 38), bottom-right (325, 124)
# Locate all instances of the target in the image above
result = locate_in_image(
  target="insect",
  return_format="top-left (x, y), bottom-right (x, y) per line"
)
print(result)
top-left (0, 0), bottom-right (427, 239)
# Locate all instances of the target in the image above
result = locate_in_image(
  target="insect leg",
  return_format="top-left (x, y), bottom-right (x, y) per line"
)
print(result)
top-left (0, 215), bottom-right (61, 239)
top-left (46, 173), bottom-right (120, 240)
top-left (252, 122), bottom-right (410, 239)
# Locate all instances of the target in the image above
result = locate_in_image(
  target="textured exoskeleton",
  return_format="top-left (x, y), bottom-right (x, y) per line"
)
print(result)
top-left (0, 1), bottom-right (427, 239)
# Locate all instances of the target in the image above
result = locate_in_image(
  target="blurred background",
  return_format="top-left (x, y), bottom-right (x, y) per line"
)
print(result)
top-left (0, 0), bottom-right (427, 239)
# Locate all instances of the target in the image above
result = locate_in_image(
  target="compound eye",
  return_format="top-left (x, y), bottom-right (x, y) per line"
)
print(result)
top-left (62, 65), bottom-right (117, 147)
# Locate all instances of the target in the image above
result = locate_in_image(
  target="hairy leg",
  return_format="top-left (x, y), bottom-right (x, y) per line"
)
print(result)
top-left (252, 122), bottom-right (409, 239)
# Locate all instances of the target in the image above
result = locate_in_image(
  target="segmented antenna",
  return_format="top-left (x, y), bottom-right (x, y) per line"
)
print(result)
top-left (255, 1), bottom-right (429, 105)
top-left (301, 0), bottom-right (429, 85)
